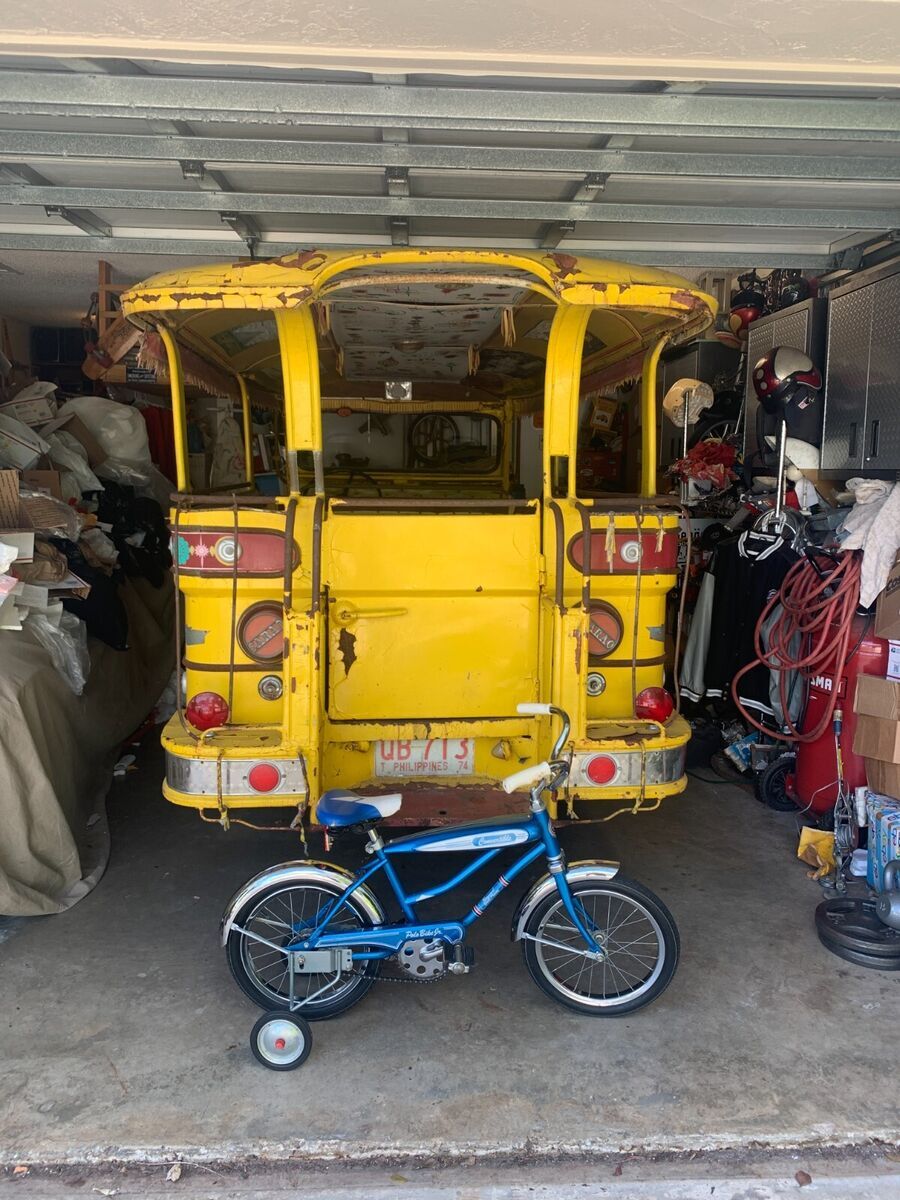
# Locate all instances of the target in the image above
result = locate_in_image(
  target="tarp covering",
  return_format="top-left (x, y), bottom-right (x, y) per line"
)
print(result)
top-left (0, 577), bottom-right (173, 916)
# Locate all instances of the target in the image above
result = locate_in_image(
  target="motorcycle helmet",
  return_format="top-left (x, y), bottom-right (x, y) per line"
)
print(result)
top-left (777, 270), bottom-right (811, 310)
top-left (728, 269), bottom-right (766, 342)
top-left (752, 347), bottom-right (822, 416)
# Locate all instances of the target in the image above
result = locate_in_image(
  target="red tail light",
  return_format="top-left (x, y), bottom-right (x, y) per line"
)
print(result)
top-left (585, 754), bottom-right (618, 785)
top-left (247, 763), bottom-right (282, 793)
top-left (185, 691), bottom-right (230, 731)
top-left (635, 687), bottom-right (675, 723)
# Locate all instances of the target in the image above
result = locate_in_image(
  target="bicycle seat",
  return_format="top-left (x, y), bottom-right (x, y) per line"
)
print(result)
top-left (316, 789), bottom-right (402, 828)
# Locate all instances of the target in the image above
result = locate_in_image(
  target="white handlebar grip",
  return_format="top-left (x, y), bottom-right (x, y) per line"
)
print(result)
top-left (517, 702), bottom-right (553, 715)
top-left (502, 761), bottom-right (552, 794)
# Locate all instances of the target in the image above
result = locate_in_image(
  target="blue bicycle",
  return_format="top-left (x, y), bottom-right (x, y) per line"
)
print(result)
top-left (222, 704), bottom-right (679, 1069)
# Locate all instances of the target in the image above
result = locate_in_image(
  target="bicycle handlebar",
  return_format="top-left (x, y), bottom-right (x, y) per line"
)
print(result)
top-left (507, 703), bottom-right (572, 791)
top-left (502, 761), bottom-right (553, 794)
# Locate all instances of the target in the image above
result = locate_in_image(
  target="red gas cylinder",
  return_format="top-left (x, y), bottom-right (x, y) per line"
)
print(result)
top-left (791, 616), bottom-right (887, 814)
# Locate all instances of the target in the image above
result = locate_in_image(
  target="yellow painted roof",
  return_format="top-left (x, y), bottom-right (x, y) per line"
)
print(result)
top-left (122, 248), bottom-right (716, 396)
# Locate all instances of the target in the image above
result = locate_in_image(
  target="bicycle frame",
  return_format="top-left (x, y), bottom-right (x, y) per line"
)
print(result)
top-left (292, 805), bottom-right (602, 958)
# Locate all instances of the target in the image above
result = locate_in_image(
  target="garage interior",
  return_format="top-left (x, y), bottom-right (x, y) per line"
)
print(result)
top-left (1, 16), bottom-right (900, 1194)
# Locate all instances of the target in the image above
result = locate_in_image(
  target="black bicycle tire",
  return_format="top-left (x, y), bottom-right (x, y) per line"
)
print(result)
top-left (522, 875), bottom-right (680, 1017)
top-left (226, 880), bottom-right (381, 1019)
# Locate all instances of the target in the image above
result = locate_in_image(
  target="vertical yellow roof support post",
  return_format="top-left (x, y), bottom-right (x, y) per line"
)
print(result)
top-left (275, 307), bottom-right (322, 496)
top-left (157, 323), bottom-right (190, 493)
top-left (237, 374), bottom-right (254, 486)
top-left (542, 303), bottom-right (590, 499)
top-left (640, 335), bottom-right (670, 499)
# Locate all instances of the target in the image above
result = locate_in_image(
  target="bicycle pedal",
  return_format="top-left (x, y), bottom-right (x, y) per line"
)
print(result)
top-left (448, 945), bottom-right (475, 975)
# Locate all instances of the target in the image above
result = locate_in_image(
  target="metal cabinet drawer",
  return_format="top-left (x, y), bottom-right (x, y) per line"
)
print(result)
top-left (821, 286), bottom-right (874, 472)
top-left (862, 273), bottom-right (900, 471)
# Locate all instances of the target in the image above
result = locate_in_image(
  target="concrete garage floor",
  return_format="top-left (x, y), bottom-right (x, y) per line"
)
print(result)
top-left (1, 736), bottom-right (898, 1178)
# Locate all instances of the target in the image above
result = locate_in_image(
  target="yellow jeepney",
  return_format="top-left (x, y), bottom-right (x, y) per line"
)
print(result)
top-left (121, 250), bottom-right (715, 827)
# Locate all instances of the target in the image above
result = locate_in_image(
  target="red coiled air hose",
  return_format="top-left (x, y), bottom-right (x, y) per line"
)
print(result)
top-left (731, 551), bottom-right (862, 743)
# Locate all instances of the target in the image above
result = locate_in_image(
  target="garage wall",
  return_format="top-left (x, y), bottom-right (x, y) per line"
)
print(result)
top-left (1, 315), bottom-right (30, 374)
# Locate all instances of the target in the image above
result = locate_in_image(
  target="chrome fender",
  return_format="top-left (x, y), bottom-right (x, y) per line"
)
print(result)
top-left (220, 860), bottom-right (385, 946)
top-left (511, 859), bottom-right (620, 941)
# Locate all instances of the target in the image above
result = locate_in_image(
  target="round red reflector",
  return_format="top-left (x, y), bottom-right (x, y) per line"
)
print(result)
top-left (248, 762), bottom-right (281, 793)
top-left (585, 754), bottom-right (617, 785)
top-left (274, 1037), bottom-right (286, 1050)
top-left (184, 691), bottom-right (229, 731)
top-left (635, 686), bottom-right (675, 723)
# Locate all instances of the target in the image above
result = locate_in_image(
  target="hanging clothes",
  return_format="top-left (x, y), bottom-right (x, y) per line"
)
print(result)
top-left (703, 530), bottom-right (798, 718)
top-left (680, 570), bottom-right (715, 703)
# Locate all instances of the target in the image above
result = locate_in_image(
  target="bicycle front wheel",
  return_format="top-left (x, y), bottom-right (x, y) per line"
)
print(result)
top-left (522, 876), bottom-right (679, 1016)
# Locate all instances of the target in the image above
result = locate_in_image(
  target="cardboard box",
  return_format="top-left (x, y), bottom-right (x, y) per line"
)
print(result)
top-left (0, 413), bottom-right (49, 469)
top-left (0, 395), bottom-right (57, 427)
top-left (854, 714), bottom-right (900, 764)
top-left (38, 411), bottom-right (106, 468)
top-left (864, 760), bottom-right (900, 802)
top-left (889, 641), bottom-right (900, 683)
top-left (0, 470), bottom-right (35, 564)
top-left (855, 673), bottom-right (900, 722)
top-left (0, 381), bottom-right (58, 427)
top-left (589, 395), bottom-right (619, 432)
top-left (0, 469), bottom-right (19, 527)
top-left (21, 469), bottom-right (63, 500)
top-left (876, 551), bottom-right (900, 641)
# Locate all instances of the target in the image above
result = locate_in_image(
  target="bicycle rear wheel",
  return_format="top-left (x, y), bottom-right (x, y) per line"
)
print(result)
top-left (522, 876), bottom-right (679, 1016)
top-left (226, 880), bottom-right (380, 1019)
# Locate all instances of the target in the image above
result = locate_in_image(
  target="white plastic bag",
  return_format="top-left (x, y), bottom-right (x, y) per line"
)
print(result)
top-left (57, 397), bottom-right (151, 465)
top-left (96, 459), bottom-right (172, 508)
top-left (26, 609), bottom-right (90, 694)
top-left (46, 432), bottom-right (104, 494)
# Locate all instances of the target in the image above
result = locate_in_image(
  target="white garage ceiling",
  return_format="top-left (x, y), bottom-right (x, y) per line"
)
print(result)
top-left (2, 0), bottom-right (899, 87)
top-left (0, 5), bottom-right (898, 322)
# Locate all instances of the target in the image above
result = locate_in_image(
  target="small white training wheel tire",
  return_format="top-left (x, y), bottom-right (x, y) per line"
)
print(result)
top-left (250, 1011), bottom-right (313, 1070)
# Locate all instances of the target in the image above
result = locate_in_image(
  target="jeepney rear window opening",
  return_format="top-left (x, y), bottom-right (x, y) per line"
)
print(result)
top-left (142, 260), bottom-right (693, 502)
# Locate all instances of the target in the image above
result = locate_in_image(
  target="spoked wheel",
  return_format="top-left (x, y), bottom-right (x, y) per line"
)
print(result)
top-left (409, 414), bottom-right (459, 464)
top-left (755, 754), bottom-right (798, 812)
top-left (522, 877), bottom-right (679, 1016)
top-left (226, 881), bottom-right (380, 1019)
top-left (250, 1011), bottom-right (313, 1070)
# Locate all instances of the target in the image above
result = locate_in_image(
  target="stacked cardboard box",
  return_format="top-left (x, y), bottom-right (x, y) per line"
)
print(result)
top-left (853, 674), bottom-right (900, 799)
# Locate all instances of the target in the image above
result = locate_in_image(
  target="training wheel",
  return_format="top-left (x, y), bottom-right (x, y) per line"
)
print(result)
top-left (250, 1010), bottom-right (313, 1070)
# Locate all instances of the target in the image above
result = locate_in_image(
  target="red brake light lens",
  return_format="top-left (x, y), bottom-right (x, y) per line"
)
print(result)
top-left (585, 754), bottom-right (618, 785)
top-left (184, 691), bottom-right (230, 731)
top-left (635, 687), bottom-right (675, 723)
top-left (247, 763), bottom-right (282, 793)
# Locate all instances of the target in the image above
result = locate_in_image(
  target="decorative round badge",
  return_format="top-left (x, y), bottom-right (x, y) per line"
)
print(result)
top-left (587, 603), bottom-right (623, 659)
top-left (238, 603), bottom-right (285, 664)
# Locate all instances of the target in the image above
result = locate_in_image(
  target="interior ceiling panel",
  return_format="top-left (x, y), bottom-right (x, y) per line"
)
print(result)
top-left (0, 54), bottom-right (897, 323)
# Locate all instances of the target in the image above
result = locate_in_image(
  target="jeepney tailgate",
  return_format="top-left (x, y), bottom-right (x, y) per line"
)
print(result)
top-left (325, 510), bottom-right (540, 720)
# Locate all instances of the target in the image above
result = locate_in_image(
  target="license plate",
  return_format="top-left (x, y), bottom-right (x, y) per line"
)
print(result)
top-left (375, 738), bottom-right (473, 777)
